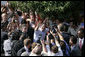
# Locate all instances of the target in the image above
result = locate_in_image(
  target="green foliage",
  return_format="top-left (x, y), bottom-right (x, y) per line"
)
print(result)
top-left (9, 1), bottom-right (84, 20)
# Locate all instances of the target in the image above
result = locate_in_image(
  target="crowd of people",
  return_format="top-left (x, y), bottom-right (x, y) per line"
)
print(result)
top-left (1, 1), bottom-right (84, 56)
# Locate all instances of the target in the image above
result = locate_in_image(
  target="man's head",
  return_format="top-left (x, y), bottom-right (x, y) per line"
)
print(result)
top-left (51, 45), bottom-right (58, 53)
top-left (24, 38), bottom-right (31, 48)
top-left (33, 44), bottom-right (42, 55)
top-left (21, 24), bottom-right (28, 33)
top-left (69, 36), bottom-right (77, 46)
top-left (77, 28), bottom-right (84, 38)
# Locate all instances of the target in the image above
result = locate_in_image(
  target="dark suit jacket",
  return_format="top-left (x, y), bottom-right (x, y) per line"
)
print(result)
top-left (11, 40), bottom-right (24, 56)
top-left (71, 45), bottom-right (81, 56)
top-left (77, 38), bottom-right (84, 56)
top-left (17, 47), bottom-right (26, 56)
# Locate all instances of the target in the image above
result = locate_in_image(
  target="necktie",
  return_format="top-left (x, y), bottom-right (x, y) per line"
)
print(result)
top-left (79, 40), bottom-right (82, 49)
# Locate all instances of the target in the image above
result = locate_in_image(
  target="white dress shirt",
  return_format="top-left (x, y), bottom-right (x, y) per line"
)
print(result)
top-left (78, 38), bottom-right (84, 48)
top-left (23, 46), bottom-right (30, 56)
top-left (29, 52), bottom-right (41, 56)
top-left (33, 28), bottom-right (49, 42)
top-left (3, 39), bottom-right (12, 56)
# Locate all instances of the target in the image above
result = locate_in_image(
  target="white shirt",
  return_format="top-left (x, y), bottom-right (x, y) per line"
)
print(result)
top-left (29, 52), bottom-right (41, 56)
top-left (24, 46), bottom-right (30, 54)
top-left (21, 51), bottom-right (29, 56)
top-left (79, 38), bottom-right (84, 47)
top-left (21, 46), bottom-right (30, 56)
top-left (33, 28), bottom-right (49, 42)
top-left (3, 39), bottom-right (12, 56)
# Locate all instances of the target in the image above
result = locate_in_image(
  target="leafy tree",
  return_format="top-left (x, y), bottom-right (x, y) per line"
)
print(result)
top-left (9, 1), bottom-right (84, 20)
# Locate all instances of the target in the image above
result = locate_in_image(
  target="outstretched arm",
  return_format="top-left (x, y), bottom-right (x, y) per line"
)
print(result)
top-left (34, 22), bottom-right (40, 31)
top-left (54, 28), bottom-right (64, 41)
top-left (50, 30), bottom-right (59, 46)
top-left (41, 40), bottom-right (47, 52)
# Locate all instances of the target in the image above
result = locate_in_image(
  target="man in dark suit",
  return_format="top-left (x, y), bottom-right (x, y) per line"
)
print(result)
top-left (11, 33), bottom-right (29, 56)
top-left (17, 38), bottom-right (31, 56)
top-left (77, 28), bottom-right (84, 56)
top-left (11, 25), bottom-right (29, 56)
top-left (69, 36), bottom-right (81, 56)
